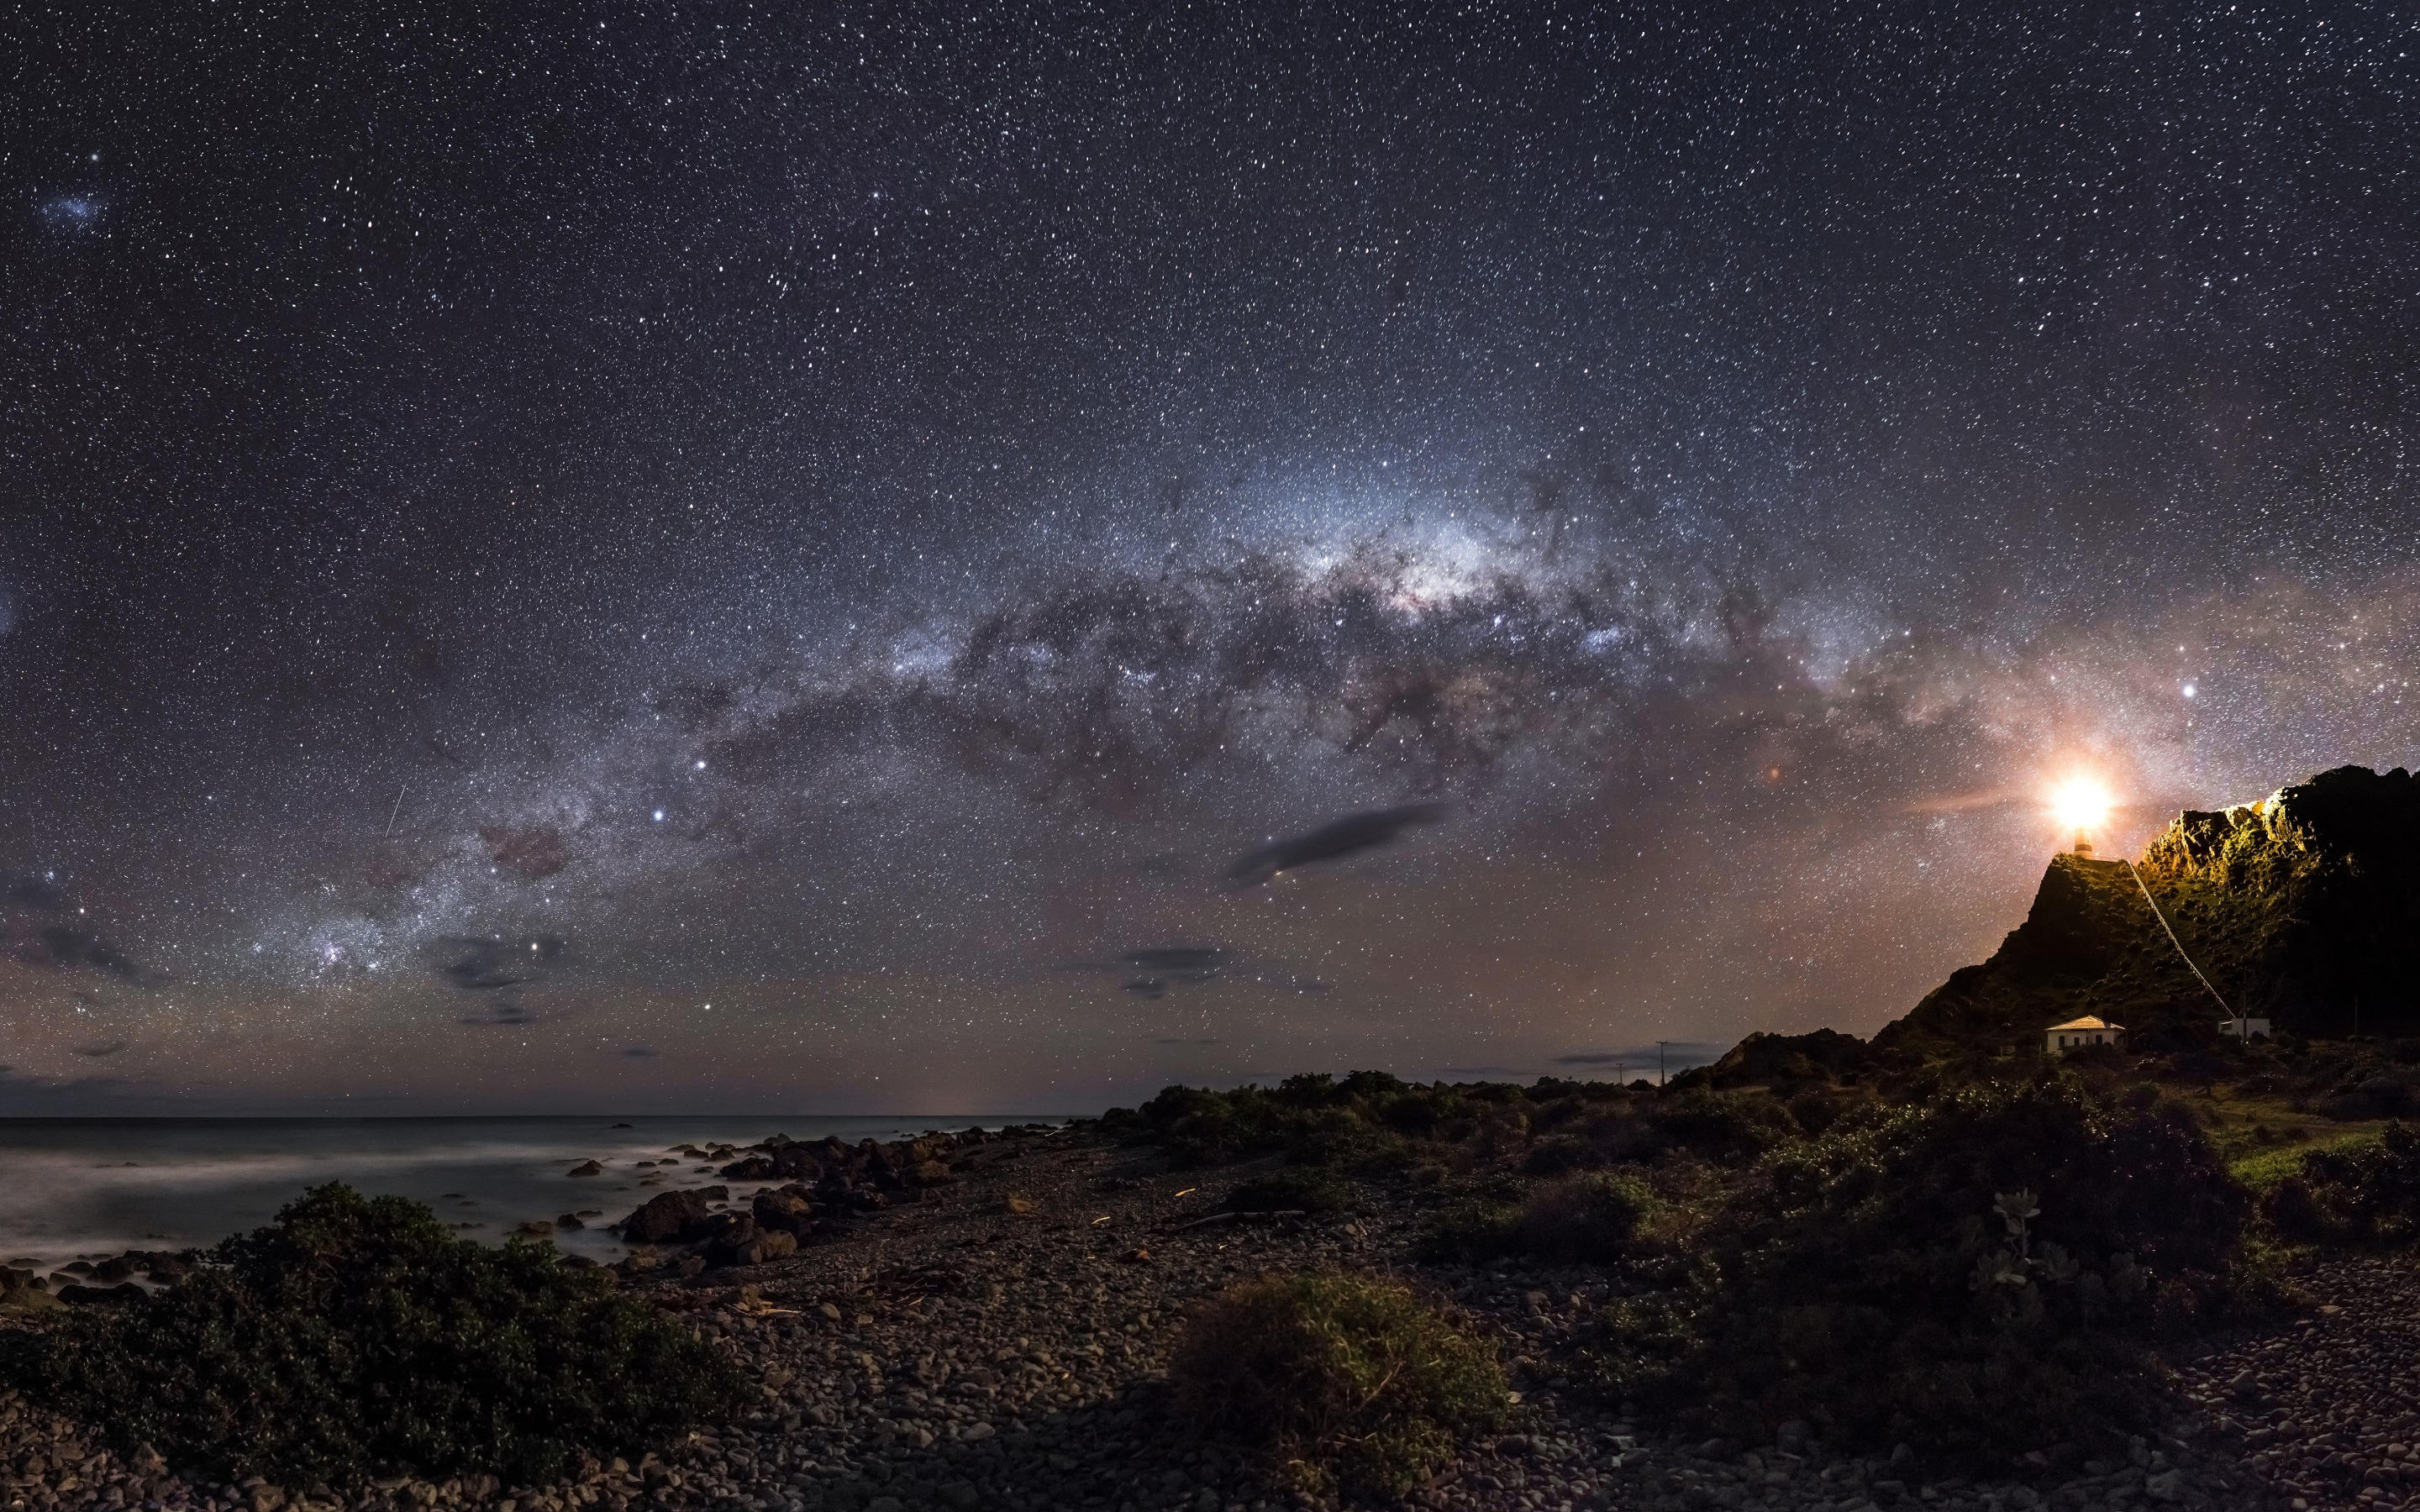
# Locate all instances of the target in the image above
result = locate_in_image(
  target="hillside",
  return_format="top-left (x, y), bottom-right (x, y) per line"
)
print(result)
top-left (1876, 763), bottom-right (2420, 1053)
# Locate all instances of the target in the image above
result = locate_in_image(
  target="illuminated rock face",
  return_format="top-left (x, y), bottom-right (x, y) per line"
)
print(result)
top-left (1878, 764), bottom-right (2420, 1053)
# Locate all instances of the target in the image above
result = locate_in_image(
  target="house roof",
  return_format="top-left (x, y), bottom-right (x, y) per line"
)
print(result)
top-left (2046, 1016), bottom-right (2122, 1032)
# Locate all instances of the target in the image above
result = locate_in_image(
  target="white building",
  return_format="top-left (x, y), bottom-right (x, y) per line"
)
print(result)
top-left (2219, 1016), bottom-right (2272, 1041)
top-left (2046, 1016), bottom-right (2123, 1053)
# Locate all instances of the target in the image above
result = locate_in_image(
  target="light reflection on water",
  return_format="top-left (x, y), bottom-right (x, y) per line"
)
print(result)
top-left (0, 1115), bottom-right (1053, 1271)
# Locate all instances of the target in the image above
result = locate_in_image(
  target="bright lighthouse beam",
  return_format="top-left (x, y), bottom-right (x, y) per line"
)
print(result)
top-left (2049, 778), bottom-right (2114, 833)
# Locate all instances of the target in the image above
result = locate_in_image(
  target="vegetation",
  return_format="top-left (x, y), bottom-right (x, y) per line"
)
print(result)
top-left (1107, 1070), bottom-right (1800, 1174)
top-left (1584, 1076), bottom-right (2270, 1467)
top-left (1171, 1269), bottom-right (1507, 1497)
top-left (1126, 1059), bottom-right (2302, 1470)
top-left (2263, 1121), bottom-right (2420, 1244)
top-left (2, 1184), bottom-right (751, 1488)
top-left (1422, 1173), bottom-right (1656, 1264)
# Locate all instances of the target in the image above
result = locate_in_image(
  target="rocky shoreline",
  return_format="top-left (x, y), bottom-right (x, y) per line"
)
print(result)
top-left (0, 1121), bottom-right (2392, 1512)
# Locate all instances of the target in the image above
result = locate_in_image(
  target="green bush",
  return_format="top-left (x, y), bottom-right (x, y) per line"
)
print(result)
top-left (1171, 1270), bottom-right (1507, 1496)
top-left (1648, 1085), bottom-right (1801, 1165)
top-left (1125, 1073), bottom-right (1632, 1168)
top-left (2264, 1121), bottom-right (2420, 1243)
top-left (1513, 1173), bottom-right (1655, 1263)
top-left (1584, 1076), bottom-right (2266, 1468)
top-left (3, 1184), bottom-right (751, 1488)
top-left (1520, 1133), bottom-right (1597, 1175)
top-left (1419, 1173), bottom-right (1655, 1264)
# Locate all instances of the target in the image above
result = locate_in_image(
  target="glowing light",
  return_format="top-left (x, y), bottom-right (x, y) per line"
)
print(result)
top-left (2049, 778), bottom-right (2113, 833)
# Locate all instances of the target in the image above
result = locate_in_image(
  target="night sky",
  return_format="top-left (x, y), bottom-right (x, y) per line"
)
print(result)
top-left (4, 3), bottom-right (2418, 1114)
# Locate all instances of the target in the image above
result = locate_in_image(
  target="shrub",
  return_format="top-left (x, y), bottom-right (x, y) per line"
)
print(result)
top-left (2263, 1121), bottom-right (2420, 1243)
top-left (1226, 1168), bottom-right (1359, 1214)
top-left (3, 1184), bottom-right (751, 1488)
top-left (1520, 1133), bottom-right (1597, 1175)
top-left (1512, 1173), bottom-right (1655, 1263)
top-left (1647, 1086), bottom-right (1800, 1165)
top-left (1171, 1270), bottom-right (1507, 1496)
top-left (1584, 1075), bottom-right (2266, 1468)
top-left (1420, 1173), bottom-right (1655, 1265)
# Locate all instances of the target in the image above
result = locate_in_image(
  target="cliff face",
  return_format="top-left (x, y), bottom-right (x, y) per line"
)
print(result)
top-left (1876, 764), bottom-right (2420, 1053)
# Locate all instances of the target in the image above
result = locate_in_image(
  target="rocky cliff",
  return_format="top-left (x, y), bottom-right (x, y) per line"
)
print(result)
top-left (1875, 764), bottom-right (2420, 1053)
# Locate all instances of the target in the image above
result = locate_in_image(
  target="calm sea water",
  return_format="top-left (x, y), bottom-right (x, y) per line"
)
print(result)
top-left (0, 1115), bottom-right (1060, 1273)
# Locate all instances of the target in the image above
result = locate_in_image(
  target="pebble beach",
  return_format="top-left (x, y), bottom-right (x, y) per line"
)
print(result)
top-left (2, 1121), bottom-right (2395, 1512)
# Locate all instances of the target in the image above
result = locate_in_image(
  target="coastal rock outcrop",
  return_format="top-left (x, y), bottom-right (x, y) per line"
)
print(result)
top-left (1877, 764), bottom-right (2420, 1053)
top-left (616, 1189), bottom-right (715, 1244)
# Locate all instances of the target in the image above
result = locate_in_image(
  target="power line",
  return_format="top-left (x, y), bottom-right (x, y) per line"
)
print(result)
top-left (2124, 860), bottom-right (2233, 1017)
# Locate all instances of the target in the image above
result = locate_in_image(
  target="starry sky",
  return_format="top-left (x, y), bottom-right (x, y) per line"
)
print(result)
top-left (3, 2), bottom-right (2418, 1114)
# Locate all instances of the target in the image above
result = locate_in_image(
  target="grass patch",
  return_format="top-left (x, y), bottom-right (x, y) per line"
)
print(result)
top-left (1171, 1269), bottom-right (1507, 1497)
top-left (1, 1184), bottom-right (751, 1488)
top-left (2263, 1122), bottom-right (2420, 1244)
top-left (2229, 1128), bottom-right (2379, 1194)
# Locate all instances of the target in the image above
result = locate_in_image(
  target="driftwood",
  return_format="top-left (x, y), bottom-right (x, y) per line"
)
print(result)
top-left (1168, 1209), bottom-right (1307, 1232)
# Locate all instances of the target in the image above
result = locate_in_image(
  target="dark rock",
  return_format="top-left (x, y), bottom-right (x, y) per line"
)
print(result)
top-left (567, 1158), bottom-right (605, 1177)
top-left (92, 1257), bottom-right (135, 1284)
top-left (720, 1156), bottom-right (778, 1180)
top-left (555, 1212), bottom-right (586, 1229)
top-left (907, 1159), bottom-right (955, 1188)
top-left (616, 1189), bottom-right (714, 1244)
top-left (771, 1143), bottom-right (823, 1180)
top-left (55, 1282), bottom-right (143, 1305)
top-left (753, 1189), bottom-right (814, 1234)
top-left (730, 1231), bottom-right (797, 1267)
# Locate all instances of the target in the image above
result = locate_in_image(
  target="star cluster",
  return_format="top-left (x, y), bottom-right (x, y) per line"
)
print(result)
top-left (2, 3), bottom-right (2417, 1110)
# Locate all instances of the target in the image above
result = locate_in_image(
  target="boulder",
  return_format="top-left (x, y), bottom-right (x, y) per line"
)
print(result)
top-left (93, 1257), bottom-right (135, 1284)
top-left (566, 1159), bottom-right (604, 1177)
top-left (719, 1155), bottom-right (777, 1180)
top-left (55, 1282), bottom-right (143, 1305)
top-left (907, 1159), bottom-right (955, 1188)
top-left (616, 1189), bottom-right (714, 1244)
top-left (771, 1143), bottom-right (823, 1180)
top-left (555, 1212), bottom-right (586, 1230)
top-left (752, 1189), bottom-right (814, 1234)
top-left (2320, 1075), bottom-right (2417, 1121)
top-left (731, 1231), bottom-right (797, 1267)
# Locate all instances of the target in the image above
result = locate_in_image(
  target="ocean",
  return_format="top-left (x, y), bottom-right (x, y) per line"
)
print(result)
top-left (0, 1115), bottom-right (1060, 1273)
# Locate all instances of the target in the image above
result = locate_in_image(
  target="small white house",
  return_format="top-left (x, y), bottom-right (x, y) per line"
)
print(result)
top-left (2219, 1016), bottom-right (2272, 1041)
top-left (2046, 1016), bottom-right (2123, 1053)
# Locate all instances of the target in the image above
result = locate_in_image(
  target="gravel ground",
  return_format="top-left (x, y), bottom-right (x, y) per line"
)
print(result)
top-left (2169, 1257), bottom-right (2420, 1512)
top-left (0, 1125), bottom-right (2388, 1512)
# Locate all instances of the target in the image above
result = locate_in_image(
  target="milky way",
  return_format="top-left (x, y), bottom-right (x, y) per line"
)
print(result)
top-left (3, 3), bottom-right (2417, 1111)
